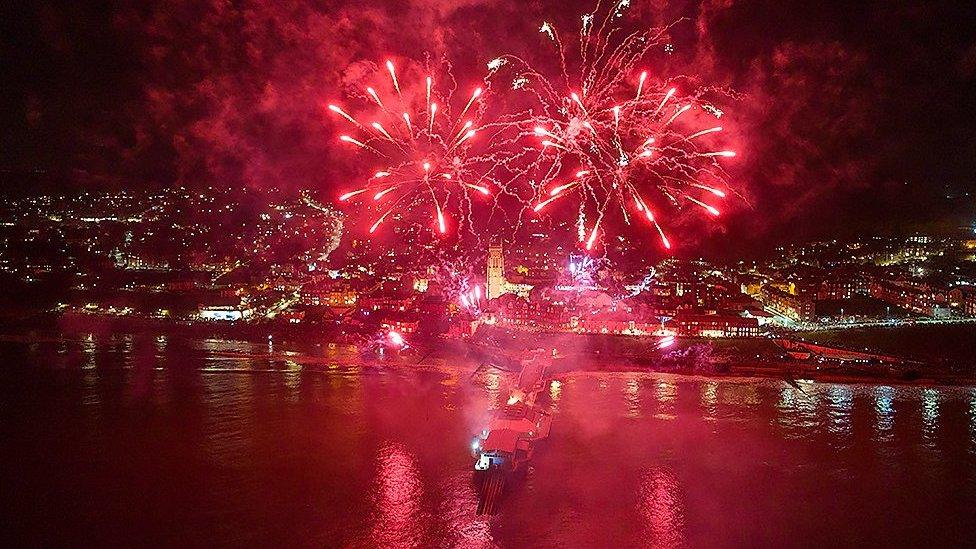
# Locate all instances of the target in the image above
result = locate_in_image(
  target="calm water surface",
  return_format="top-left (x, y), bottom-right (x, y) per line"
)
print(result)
top-left (3, 333), bottom-right (976, 547)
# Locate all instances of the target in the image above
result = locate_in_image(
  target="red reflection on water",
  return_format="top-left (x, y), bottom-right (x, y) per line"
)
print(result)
top-left (637, 467), bottom-right (686, 548)
top-left (365, 441), bottom-right (430, 547)
top-left (438, 472), bottom-right (495, 548)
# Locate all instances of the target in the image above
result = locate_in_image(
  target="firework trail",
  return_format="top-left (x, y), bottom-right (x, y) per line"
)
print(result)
top-left (487, 1), bottom-right (737, 252)
top-left (329, 58), bottom-right (498, 237)
top-left (627, 266), bottom-right (658, 297)
top-left (425, 260), bottom-right (487, 315)
top-left (568, 254), bottom-right (599, 289)
top-left (457, 281), bottom-right (486, 314)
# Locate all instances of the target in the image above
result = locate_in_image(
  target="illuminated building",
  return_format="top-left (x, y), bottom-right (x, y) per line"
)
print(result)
top-left (198, 305), bottom-right (252, 321)
top-left (279, 310), bottom-right (305, 323)
top-left (380, 312), bottom-right (420, 334)
top-left (759, 285), bottom-right (815, 322)
top-left (868, 279), bottom-right (954, 317)
top-left (964, 290), bottom-right (976, 316)
top-left (674, 313), bottom-right (761, 337)
top-left (300, 282), bottom-right (358, 308)
top-left (503, 281), bottom-right (534, 298)
top-left (413, 277), bottom-right (429, 292)
top-left (487, 241), bottom-right (506, 300)
top-left (491, 293), bottom-right (567, 330)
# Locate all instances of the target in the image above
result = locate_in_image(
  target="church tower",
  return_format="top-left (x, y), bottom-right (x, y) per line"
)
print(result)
top-left (486, 241), bottom-right (505, 300)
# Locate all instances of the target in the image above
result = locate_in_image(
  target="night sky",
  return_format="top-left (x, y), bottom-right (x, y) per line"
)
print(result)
top-left (2, 0), bottom-right (975, 256)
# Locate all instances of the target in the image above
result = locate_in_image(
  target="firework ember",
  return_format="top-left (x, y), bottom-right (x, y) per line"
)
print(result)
top-left (457, 279), bottom-right (486, 315)
top-left (330, 59), bottom-right (497, 236)
top-left (387, 330), bottom-right (406, 348)
top-left (488, 2), bottom-right (737, 252)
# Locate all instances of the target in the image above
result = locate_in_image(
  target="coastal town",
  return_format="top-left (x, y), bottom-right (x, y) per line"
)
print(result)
top-left (2, 188), bottom-right (975, 343)
top-left (6, 0), bottom-right (976, 544)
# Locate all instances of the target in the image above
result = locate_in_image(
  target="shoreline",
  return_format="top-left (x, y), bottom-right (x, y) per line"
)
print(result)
top-left (2, 312), bottom-right (974, 388)
top-left (7, 343), bottom-right (967, 388)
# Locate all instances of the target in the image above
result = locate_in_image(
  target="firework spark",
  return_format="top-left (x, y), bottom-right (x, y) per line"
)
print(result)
top-left (458, 281), bottom-right (486, 314)
top-left (388, 330), bottom-right (406, 348)
top-left (330, 59), bottom-right (497, 236)
top-left (487, 3), bottom-right (737, 252)
top-left (437, 265), bottom-right (487, 316)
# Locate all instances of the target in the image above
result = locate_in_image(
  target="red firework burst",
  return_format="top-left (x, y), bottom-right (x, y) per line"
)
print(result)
top-left (487, 2), bottom-right (737, 251)
top-left (329, 58), bottom-right (496, 237)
